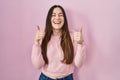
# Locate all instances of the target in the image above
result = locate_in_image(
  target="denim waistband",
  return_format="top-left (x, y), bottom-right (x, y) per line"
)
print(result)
top-left (39, 73), bottom-right (73, 80)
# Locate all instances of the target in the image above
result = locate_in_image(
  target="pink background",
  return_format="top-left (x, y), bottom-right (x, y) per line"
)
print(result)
top-left (0, 0), bottom-right (120, 80)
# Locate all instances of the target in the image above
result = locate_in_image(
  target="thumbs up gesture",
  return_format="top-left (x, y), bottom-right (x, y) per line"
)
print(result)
top-left (73, 27), bottom-right (84, 44)
top-left (34, 25), bottom-right (45, 45)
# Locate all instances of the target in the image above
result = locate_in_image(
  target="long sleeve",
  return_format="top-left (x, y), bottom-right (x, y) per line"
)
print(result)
top-left (69, 30), bottom-right (86, 68)
top-left (74, 42), bottom-right (86, 68)
top-left (31, 44), bottom-right (45, 69)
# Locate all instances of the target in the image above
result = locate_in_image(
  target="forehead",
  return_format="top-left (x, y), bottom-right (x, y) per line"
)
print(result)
top-left (52, 7), bottom-right (63, 14)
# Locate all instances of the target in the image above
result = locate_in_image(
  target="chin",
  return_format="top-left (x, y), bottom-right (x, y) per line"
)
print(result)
top-left (52, 25), bottom-right (63, 29)
top-left (53, 27), bottom-right (62, 30)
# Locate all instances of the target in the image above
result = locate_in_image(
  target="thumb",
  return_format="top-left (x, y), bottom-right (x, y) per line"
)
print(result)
top-left (36, 25), bottom-right (40, 31)
top-left (80, 27), bottom-right (82, 33)
top-left (80, 27), bottom-right (84, 42)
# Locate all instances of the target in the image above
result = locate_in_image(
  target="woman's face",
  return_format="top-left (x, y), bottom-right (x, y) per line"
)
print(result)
top-left (51, 7), bottom-right (64, 30)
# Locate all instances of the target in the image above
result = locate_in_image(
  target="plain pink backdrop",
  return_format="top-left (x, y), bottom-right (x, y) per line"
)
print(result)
top-left (0, 0), bottom-right (120, 80)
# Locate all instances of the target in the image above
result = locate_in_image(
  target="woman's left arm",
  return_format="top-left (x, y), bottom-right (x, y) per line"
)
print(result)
top-left (72, 27), bottom-right (86, 68)
top-left (74, 43), bottom-right (86, 68)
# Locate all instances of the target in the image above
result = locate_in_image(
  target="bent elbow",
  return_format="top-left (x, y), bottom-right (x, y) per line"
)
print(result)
top-left (74, 60), bottom-right (83, 68)
top-left (31, 56), bottom-right (44, 69)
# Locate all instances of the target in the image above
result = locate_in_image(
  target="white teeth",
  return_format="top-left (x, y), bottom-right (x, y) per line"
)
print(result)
top-left (53, 21), bottom-right (61, 24)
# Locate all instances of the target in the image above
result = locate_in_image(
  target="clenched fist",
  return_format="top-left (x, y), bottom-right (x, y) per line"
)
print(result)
top-left (34, 25), bottom-right (45, 45)
top-left (73, 27), bottom-right (84, 44)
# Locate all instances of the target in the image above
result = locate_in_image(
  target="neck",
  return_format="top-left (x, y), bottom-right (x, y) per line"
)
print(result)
top-left (53, 29), bottom-right (61, 36)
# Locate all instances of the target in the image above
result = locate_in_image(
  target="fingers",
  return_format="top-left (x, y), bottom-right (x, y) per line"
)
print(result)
top-left (73, 26), bottom-right (84, 44)
top-left (34, 25), bottom-right (45, 45)
top-left (74, 32), bottom-right (81, 39)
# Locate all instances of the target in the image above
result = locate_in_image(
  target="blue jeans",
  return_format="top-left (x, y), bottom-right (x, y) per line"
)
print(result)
top-left (39, 73), bottom-right (73, 80)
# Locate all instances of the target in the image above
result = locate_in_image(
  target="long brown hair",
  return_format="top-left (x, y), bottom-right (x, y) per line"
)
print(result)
top-left (41, 5), bottom-right (74, 64)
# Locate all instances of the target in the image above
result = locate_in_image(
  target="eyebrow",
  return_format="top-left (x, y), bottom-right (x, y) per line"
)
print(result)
top-left (52, 13), bottom-right (63, 14)
top-left (59, 13), bottom-right (63, 14)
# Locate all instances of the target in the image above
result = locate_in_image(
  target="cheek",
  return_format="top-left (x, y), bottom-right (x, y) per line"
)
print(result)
top-left (62, 18), bottom-right (65, 24)
top-left (62, 17), bottom-right (64, 22)
top-left (51, 17), bottom-right (53, 22)
top-left (51, 18), bottom-right (54, 26)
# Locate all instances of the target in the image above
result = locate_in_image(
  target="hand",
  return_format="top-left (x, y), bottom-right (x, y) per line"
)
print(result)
top-left (34, 25), bottom-right (45, 45)
top-left (73, 27), bottom-right (84, 44)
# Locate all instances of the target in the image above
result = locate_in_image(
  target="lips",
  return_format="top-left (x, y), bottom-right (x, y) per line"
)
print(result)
top-left (53, 20), bottom-right (61, 24)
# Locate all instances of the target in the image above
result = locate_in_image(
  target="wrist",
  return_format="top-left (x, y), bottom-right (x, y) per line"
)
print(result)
top-left (34, 39), bottom-right (40, 45)
top-left (77, 40), bottom-right (84, 44)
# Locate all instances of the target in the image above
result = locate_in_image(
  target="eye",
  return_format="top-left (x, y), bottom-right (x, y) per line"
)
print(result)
top-left (59, 14), bottom-right (63, 17)
top-left (52, 14), bottom-right (56, 17)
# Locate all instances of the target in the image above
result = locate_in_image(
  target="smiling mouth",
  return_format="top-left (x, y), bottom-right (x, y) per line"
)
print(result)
top-left (53, 20), bottom-right (62, 24)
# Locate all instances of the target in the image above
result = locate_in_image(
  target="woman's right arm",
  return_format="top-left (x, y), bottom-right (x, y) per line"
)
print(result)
top-left (31, 26), bottom-right (45, 69)
top-left (31, 44), bottom-right (45, 69)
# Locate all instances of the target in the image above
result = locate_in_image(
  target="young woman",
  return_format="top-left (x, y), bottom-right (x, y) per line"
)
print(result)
top-left (31, 5), bottom-right (86, 80)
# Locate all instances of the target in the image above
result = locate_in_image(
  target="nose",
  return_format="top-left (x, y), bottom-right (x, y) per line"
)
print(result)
top-left (55, 15), bottom-right (60, 19)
